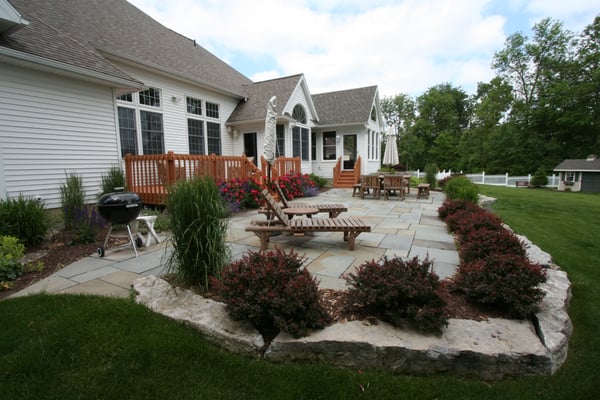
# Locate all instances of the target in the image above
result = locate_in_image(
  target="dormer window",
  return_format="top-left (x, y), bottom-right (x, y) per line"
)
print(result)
top-left (370, 106), bottom-right (377, 122)
top-left (292, 104), bottom-right (307, 124)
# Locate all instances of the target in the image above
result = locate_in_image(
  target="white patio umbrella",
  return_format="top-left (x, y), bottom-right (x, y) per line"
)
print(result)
top-left (264, 96), bottom-right (277, 182)
top-left (382, 127), bottom-right (399, 168)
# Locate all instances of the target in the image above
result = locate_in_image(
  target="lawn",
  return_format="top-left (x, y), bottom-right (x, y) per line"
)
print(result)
top-left (0, 186), bottom-right (598, 399)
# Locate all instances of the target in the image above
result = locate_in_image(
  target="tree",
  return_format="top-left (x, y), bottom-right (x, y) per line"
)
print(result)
top-left (380, 94), bottom-right (416, 135)
top-left (412, 83), bottom-right (472, 170)
top-left (491, 18), bottom-right (577, 171)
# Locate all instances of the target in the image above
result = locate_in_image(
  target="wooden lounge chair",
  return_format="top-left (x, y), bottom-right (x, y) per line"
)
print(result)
top-left (259, 184), bottom-right (348, 218)
top-left (246, 189), bottom-right (370, 251)
top-left (382, 175), bottom-right (405, 200)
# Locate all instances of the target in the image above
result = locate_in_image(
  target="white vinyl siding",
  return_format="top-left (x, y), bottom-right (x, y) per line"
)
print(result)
top-left (0, 64), bottom-right (120, 208)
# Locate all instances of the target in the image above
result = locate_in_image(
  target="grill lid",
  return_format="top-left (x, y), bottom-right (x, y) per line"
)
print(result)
top-left (97, 191), bottom-right (142, 224)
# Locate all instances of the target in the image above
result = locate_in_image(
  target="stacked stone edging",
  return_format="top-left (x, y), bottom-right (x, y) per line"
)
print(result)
top-left (134, 264), bottom-right (571, 380)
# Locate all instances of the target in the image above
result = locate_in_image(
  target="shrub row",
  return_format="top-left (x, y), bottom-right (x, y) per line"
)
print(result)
top-left (217, 249), bottom-right (447, 338)
top-left (439, 199), bottom-right (547, 317)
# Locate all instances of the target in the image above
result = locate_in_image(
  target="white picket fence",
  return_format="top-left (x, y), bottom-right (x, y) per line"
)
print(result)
top-left (413, 170), bottom-right (559, 188)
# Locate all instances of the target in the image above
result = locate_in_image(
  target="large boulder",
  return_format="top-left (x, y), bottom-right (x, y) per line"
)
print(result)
top-left (133, 275), bottom-right (265, 357)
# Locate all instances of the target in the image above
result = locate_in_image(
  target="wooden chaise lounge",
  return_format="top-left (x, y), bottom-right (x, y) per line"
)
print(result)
top-left (246, 189), bottom-right (370, 251)
top-left (259, 184), bottom-right (348, 218)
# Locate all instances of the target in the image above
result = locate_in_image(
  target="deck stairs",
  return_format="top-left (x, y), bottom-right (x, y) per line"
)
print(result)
top-left (334, 170), bottom-right (358, 188)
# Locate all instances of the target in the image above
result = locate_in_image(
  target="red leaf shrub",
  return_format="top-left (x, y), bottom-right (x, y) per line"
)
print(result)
top-left (345, 256), bottom-right (448, 333)
top-left (454, 253), bottom-right (547, 318)
top-left (438, 199), bottom-right (480, 221)
top-left (216, 248), bottom-right (331, 338)
top-left (458, 228), bottom-right (526, 263)
top-left (446, 208), bottom-right (504, 236)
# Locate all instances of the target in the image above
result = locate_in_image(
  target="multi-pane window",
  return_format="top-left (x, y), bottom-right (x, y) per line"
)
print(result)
top-left (188, 119), bottom-right (204, 154)
top-left (117, 93), bottom-right (133, 102)
top-left (276, 124), bottom-right (285, 157)
top-left (206, 102), bottom-right (219, 119)
top-left (323, 131), bottom-right (337, 160)
top-left (117, 107), bottom-right (137, 157)
top-left (207, 122), bottom-right (221, 155)
top-left (292, 104), bottom-right (307, 124)
top-left (292, 126), bottom-right (309, 161)
top-left (186, 96), bottom-right (202, 115)
top-left (140, 111), bottom-right (164, 154)
top-left (311, 132), bottom-right (317, 160)
top-left (139, 87), bottom-right (161, 107)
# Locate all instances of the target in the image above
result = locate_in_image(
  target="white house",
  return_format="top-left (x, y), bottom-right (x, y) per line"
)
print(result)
top-left (0, 0), bottom-right (385, 208)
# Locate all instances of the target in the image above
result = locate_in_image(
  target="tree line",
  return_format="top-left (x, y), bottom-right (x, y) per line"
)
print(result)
top-left (381, 15), bottom-right (599, 175)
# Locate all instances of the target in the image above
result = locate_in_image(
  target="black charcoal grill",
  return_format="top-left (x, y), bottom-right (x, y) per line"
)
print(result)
top-left (97, 190), bottom-right (142, 257)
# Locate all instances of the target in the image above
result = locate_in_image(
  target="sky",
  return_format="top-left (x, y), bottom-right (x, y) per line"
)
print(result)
top-left (127, 0), bottom-right (597, 98)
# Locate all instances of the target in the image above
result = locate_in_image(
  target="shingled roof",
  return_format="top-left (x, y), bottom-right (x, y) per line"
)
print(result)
top-left (4, 0), bottom-right (252, 96)
top-left (228, 75), bottom-right (305, 123)
top-left (554, 156), bottom-right (600, 172)
top-left (312, 86), bottom-right (378, 126)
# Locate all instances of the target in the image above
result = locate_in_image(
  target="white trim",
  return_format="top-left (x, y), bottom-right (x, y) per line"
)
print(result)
top-left (0, 47), bottom-right (142, 92)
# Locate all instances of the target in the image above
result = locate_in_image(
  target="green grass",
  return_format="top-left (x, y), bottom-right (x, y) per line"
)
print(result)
top-left (1, 186), bottom-right (598, 399)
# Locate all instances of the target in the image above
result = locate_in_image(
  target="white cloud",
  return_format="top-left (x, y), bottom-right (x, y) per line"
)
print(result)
top-left (127, 0), bottom-right (597, 98)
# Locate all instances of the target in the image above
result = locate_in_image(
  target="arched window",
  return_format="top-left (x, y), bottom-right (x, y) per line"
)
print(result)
top-left (292, 104), bottom-right (307, 124)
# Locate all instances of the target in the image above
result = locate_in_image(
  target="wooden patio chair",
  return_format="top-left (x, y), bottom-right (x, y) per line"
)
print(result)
top-left (360, 175), bottom-right (381, 199)
top-left (352, 175), bottom-right (369, 197)
top-left (246, 189), bottom-right (370, 251)
top-left (382, 175), bottom-right (405, 200)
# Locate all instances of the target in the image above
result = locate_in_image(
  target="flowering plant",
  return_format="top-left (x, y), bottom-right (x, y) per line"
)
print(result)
top-left (217, 177), bottom-right (262, 214)
top-left (276, 172), bottom-right (319, 200)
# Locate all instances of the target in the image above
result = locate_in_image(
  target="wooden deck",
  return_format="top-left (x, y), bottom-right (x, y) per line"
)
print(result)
top-left (125, 152), bottom-right (300, 206)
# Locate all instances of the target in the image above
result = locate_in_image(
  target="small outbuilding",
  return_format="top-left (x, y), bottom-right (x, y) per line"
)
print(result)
top-left (554, 155), bottom-right (600, 192)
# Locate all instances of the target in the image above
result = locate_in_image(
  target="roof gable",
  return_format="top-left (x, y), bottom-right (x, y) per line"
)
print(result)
top-left (312, 85), bottom-right (379, 126)
top-left (4, 0), bottom-right (252, 96)
top-left (228, 74), bottom-right (319, 124)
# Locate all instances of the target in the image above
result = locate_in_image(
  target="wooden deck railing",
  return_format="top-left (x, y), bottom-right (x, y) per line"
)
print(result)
top-left (261, 155), bottom-right (302, 182)
top-left (125, 151), bottom-right (263, 205)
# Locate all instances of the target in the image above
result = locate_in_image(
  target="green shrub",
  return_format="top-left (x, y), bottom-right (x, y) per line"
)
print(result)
top-left (346, 256), bottom-right (448, 333)
top-left (308, 173), bottom-right (328, 189)
top-left (530, 169), bottom-right (549, 188)
top-left (443, 176), bottom-right (479, 203)
top-left (0, 235), bottom-right (25, 283)
top-left (100, 166), bottom-right (127, 195)
top-left (454, 253), bottom-right (547, 318)
top-left (166, 176), bottom-right (230, 291)
top-left (60, 173), bottom-right (85, 230)
top-left (424, 163), bottom-right (439, 188)
top-left (216, 248), bottom-right (331, 338)
top-left (70, 205), bottom-right (105, 245)
top-left (0, 196), bottom-right (48, 247)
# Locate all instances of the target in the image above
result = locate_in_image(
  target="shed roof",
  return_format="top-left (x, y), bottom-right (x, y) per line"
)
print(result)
top-left (554, 158), bottom-right (600, 172)
top-left (312, 86), bottom-right (378, 126)
top-left (4, 0), bottom-right (252, 96)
